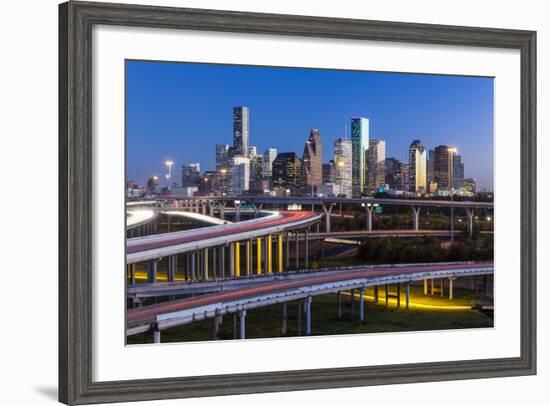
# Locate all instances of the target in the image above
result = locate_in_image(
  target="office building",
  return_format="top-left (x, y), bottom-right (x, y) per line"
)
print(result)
top-left (302, 129), bottom-right (323, 191)
top-left (408, 140), bottom-right (427, 193)
top-left (262, 148), bottom-right (278, 178)
top-left (384, 157), bottom-right (402, 191)
top-left (233, 106), bottom-right (249, 156)
top-left (351, 117), bottom-right (369, 196)
top-left (367, 139), bottom-right (386, 193)
top-left (229, 156), bottom-right (250, 195)
top-left (181, 163), bottom-right (201, 187)
top-left (271, 152), bottom-right (303, 192)
top-left (334, 137), bottom-right (352, 197)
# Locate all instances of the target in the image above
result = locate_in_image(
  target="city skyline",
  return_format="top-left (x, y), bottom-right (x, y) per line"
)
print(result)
top-left (127, 61), bottom-right (494, 188)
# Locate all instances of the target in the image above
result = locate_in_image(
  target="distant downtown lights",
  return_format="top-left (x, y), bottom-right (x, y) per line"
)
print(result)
top-left (141, 106), bottom-right (466, 198)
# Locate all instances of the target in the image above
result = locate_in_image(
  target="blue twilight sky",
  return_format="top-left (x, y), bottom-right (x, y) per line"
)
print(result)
top-left (126, 60), bottom-right (494, 189)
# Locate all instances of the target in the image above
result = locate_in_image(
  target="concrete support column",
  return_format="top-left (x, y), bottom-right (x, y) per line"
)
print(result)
top-left (147, 261), bottom-right (158, 284)
top-left (297, 300), bottom-right (302, 336)
top-left (191, 252), bottom-right (196, 280)
top-left (304, 229), bottom-right (309, 268)
top-left (167, 215), bottom-right (171, 233)
top-left (397, 283), bottom-right (401, 308)
top-left (285, 232), bottom-right (290, 270)
top-left (213, 313), bottom-right (220, 340)
top-left (366, 205), bottom-right (375, 231)
top-left (220, 202), bottom-right (226, 220)
top-left (430, 278), bottom-right (435, 295)
top-left (277, 234), bottom-right (283, 273)
top-left (305, 296), bottom-right (312, 336)
top-left (294, 231), bottom-right (299, 269)
top-left (203, 248), bottom-right (209, 280)
top-left (321, 204), bottom-right (334, 233)
top-left (247, 239), bottom-right (252, 276)
top-left (337, 291), bottom-right (342, 319)
top-left (239, 310), bottom-right (246, 339)
top-left (168, 256), bottom-right (176, 282)
top-left (129, 264), bottom-right (136, 285)
top-left (256, 237), bottom-right (262, 275)
top-left (359, 287), bottom-right (365, 322)
top-left (220, 246), bottom-right (225, 280)
top-left (201, 201), bottom-right (207, 215)
top-left (266, 235), bottom-right (272, 274)
top-left (449, 277), bottom-right (454, 300)
top-left (281, 303), bottom-right (288, 335)
top-left (374, 285), bottom-right (379, 303)
top-left (212, 248), bottom-right (217, 279)
top-left (411, 206), bottom-right (421, 230)
top-left (440, 279), bottom-right (445, 297)
top-left (235, 202), bottom-right (241, 222)
top-left (466, 208), bottom-right (475, 239)
top-left (229, 243), bottom-right (235, 277)
top-left (153, 327), bottom-right (161, 344)
top-left (405, 283), bottom-right (410, 310)
top-left (350, 289), bottom-right (355, 318)
top-left (385, 284), bottom-right (389, 306)
top-left (235, 242), bottom-right (240, 277)
top-left (424, 279), bottom-right (428, 295)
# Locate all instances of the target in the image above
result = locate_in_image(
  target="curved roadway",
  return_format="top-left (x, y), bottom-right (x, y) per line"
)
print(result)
top-left (127, 210), bottom-right (322, 264)
top-left (127, 261), bottom-right (493, 335)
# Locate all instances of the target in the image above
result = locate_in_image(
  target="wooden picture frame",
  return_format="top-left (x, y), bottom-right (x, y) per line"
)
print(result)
top-left (59, 1), bottom-right (536, 404)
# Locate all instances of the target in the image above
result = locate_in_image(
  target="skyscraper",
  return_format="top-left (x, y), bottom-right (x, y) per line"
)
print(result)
top-left (434, 145), bottom-right (451, 190)
top-left (452, 154), bottom-right (465, 190)
top-left (408, 140), bottom-right (427, 193)
top-left (384, 157), bottom-right (402, 191)
top-left (271, 152), bottom-right (302, 192)
top-left (367, 139), bottom-right (386, 192)
top-left (322, 161), bottom-right (336, 184)
top-left (351, 117), bottom-right (369, 196)
top-left (181, 163), bottom-right (201, 187)
top-left (334, 138), bottom-right (352, 197)
top-left (233, 106), bottom-right (249, 156)
top-left (302, 129), bottom-right (323, 191)
top-left (215, 144), bottom-right (230, 194)
top-left (262, 148), bottom-right (278, 178)
top-left (229, 156), bottom-right (250, 195)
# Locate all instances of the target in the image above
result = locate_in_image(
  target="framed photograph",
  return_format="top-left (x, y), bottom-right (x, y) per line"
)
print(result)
top-left (59, 1), bottom-right (536, 404)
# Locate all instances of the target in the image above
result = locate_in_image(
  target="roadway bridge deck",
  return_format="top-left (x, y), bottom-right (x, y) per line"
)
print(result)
top-left (127, 261), bottom-right (493, 338)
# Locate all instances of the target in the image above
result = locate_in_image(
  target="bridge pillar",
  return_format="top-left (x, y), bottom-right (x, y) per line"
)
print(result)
top-left (213, 312), bottom-right (220, 340)
top-left (359, 287), bottom-right (365, 322)
top-left (466, 208), bottom-right (475, 239)
top-left (168, 256), bottom-right (176, 282)
top-left (203, 248), bottom-right (209, 280)
top-left (239, 310), bottom-right (246, 339)
top-left (385, 284), bottom-right (389, 306)
top-left (297, 300), bottom-right (302, 336)
top-left (440, 279), bottom-right (445, 297)
top-left (405, 283), bottom-right (410, 310)
top-left (235, 242), bottom-right (240, 277)
top-left (305, 296), bottom-right (312, 336)
top-left (366, 205), bottom-right (375, 231)
top-left (350, 289), bottom-right (355, 318)
top-left (191, 251), bottom-right (197, 280)
top-left (256, 238), bottom-right (262, 275)
top-left (285, 232), bottom-right (290, 270)
top-left (430, 278), bottom-right (435, 295)
top-left (374, 286), bottom-right (379, 303)
top-left (201, 201), bottom-right (207, 215)
top-left (235, 201), bottom-right (241, 222)
top-left (212, 248), bottom-right (217, 279)
top-left (411, 206), bottom-right (421, 230)
top-left (295, 231), bottom-right (299, 269)
top-left (221, 246), bottom-right (226, 280)
top-left (337, 291), bottom-right (342, 319)
top-left (153, 326), bottom-right (161, 344)
top-left (277, 234), bottom-right (283, 273)
top-left (304, 229), bottom-right (309, 268)
top-left (147, 260), bottom-right (158, 284)
top-left (129, 264), bottom-right (136, 285)
top-left (167, 215), bottom-right (171, 233)
top-left (219, 202), bottom-right (226, 220)
top-left (208, 201), bottom-right (214, 217)
top-left (229, 243), bottom-right (235, 277)
top-left (424, 279), bottom-right (428, 295)
top-left (267, 235), bottom-right (273, 274)
top-left (246, 239), bottom-right (252, 276)
top-left (397, 283), bottom-right (401, 308)
top-left (448, 277), bottom-right (454, 300)
top-left (281, 303), bottom-right (288, 335)
top-left (321, 203), bottom-right (334, 233)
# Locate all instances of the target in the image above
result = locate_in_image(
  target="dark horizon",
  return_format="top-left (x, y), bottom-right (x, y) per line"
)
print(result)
top-left (126, 60), bottom-right (494, 189)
